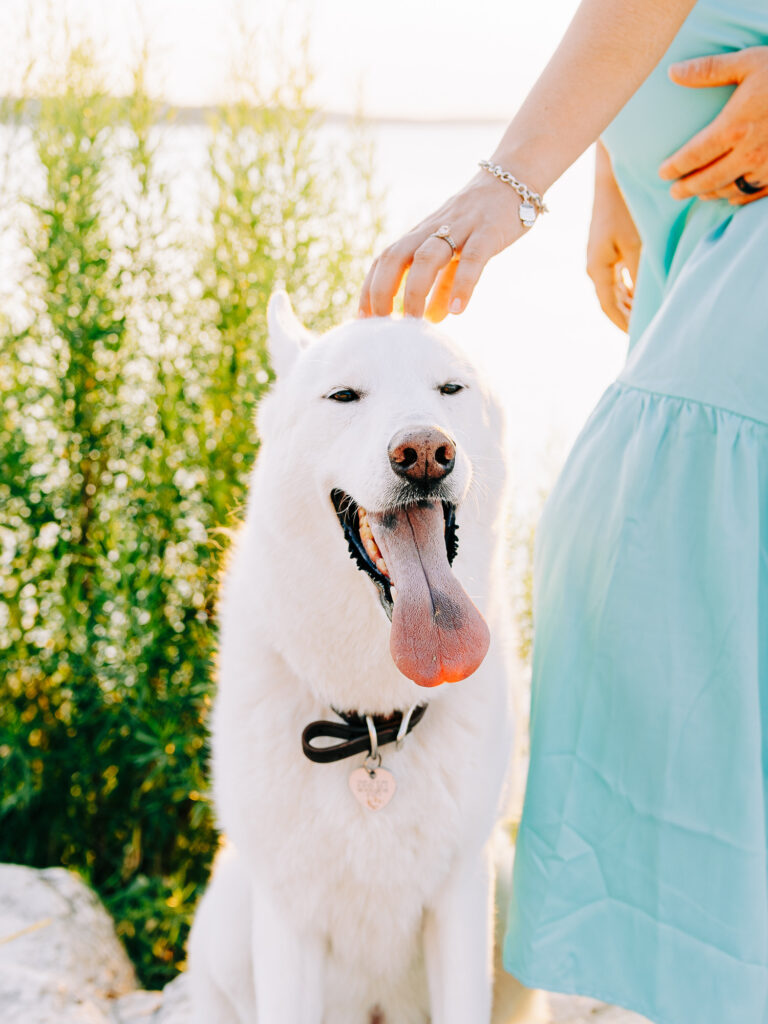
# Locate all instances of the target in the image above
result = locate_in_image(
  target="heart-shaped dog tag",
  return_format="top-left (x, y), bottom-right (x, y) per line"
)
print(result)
top-left (348, 766), bottom-right (396, 811)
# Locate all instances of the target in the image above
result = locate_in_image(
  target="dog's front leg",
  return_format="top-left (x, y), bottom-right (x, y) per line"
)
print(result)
top-left (251, 880), bottom-right (325, 1024)
top-left (424, 847), bottom-right (494, 1024)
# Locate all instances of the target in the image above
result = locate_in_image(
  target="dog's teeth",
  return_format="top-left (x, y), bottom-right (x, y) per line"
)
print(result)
top-left (352, 502), bottom-right (391, 581)
top-left (359, 510), bottom-right (373, 539)
top-left (364, 537), bottom-right (381, 561)
top-left (390, 585), bottom-right (397, 601)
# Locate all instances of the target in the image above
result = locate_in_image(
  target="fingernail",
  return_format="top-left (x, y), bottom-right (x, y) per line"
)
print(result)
top-left (449, 298), bottom-right (462, 314)
top-left (357, 307), bottom-right (366, 318)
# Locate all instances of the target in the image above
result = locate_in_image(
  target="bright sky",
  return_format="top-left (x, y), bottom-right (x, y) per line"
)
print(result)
top-left (0, 0), bottom-right (580, 119)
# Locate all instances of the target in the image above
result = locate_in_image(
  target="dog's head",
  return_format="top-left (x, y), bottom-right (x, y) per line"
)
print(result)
top-left (255, 291), bottom-right (506, 689)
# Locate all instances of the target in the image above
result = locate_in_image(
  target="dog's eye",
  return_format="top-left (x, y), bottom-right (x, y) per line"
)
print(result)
top-left (326, 388), bottom-right (361, 403)
top-left (439, 382), bottom-right (465, 396)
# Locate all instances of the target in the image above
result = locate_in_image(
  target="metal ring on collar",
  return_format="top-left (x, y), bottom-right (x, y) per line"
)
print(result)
top-left (429, 224), bottom-right (458, 256)
top-left (365, 714), bottom-right (379, 760)
top-left (395, 703), bottom-right (419, 749)
top-left (735, 175), bottom-right (763, 196)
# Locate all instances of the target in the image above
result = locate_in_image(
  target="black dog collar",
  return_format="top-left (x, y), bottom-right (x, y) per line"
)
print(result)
top-left (302, 705), bottom-right (427, 764)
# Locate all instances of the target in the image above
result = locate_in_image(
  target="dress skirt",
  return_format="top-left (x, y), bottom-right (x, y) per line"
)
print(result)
top-left (503, 196), bottom-right (768, 1024)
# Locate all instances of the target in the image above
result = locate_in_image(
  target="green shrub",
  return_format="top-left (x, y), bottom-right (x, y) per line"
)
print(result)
top-left (0, 37), bottom-right (381, 987)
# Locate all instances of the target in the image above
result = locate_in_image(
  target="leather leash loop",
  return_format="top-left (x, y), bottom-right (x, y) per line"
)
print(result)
top-left (302, 705), bottom-right (427, 764)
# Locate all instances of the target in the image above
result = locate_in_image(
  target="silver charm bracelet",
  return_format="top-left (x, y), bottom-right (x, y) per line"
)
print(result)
top-left (478, 159), bottom-right (548, 228)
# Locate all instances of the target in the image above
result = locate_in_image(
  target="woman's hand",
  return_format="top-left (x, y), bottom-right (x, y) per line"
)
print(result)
top-left (358, 171), bottom-right (528, 322)
top-left (659, 46), bottom-right (768, 205)
top-left (360, 0), bottom-right (699, 321)
top-left (587, 141), bottom-right (641, 332)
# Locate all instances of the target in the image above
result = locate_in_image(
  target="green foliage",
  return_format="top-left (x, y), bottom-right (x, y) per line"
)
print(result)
top-left (0, 40), bottom-right (381, 988)
top-left (514, 519), bottom-right (536, 667)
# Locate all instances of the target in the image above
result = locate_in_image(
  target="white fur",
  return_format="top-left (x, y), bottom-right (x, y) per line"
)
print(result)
top-left (188, 293), bottom-right (526, 1024)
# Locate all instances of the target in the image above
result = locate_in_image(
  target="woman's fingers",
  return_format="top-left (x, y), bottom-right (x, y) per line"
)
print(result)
top-left (659, 119), bottom-right (731, 183)
top-left (623, 240), bottom-right (641, 288)
top-left (669, 149), bottom-right (746, 198)
top-left (667, 51), bottom-right (747, 90)
top-left (424, 259), bottom-right (460, 323)
top-left (587, 247), bottom-right (628, 332)
top-left (364, 237), bottom-right (418, 317)
top-left (358, 259), bottom-right (378, 316)
top-left (359, 172), bottom-right (526, 319)
top-left (698, 178), bottom-right (768, 203)
top-left (660, 47), bottom-right (768, 204)
top-left (659, 51), bottom-right (748, 182)
top-left (402, 234), bottom-right (461, 318)
top-left (729, 182), bottom-right (768, 205)
top-left (367, 221), bottom-right (500, 320)
top-left (443, 235), bottom-right (495, 316)
top-left (587, 142), bottom-right (640, 332)
top-left (614, 282), bottom-right (633, 321)
top-left (363, 222), bottom-right (463, 318)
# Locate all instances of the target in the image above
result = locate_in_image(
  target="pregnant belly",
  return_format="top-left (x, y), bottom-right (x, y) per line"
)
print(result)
top-left (602, 0), bottom-right (768, 236)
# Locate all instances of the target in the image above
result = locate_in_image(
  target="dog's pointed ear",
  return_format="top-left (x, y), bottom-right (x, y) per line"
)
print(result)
top-left (267, 290), bottom-right (313, 378)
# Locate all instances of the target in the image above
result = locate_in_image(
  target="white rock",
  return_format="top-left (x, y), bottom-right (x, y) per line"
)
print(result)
top-left (109, 989), bottom-right (164, 1022)
top-left (0, 964), bottom-right (112, 1024)
top-left (0, 864), bottom-right (189, 1024)
top-left (152, 975), bottom-right (193, 1023)
top-left (112, 976), bottom-right (191, 1024)
top-left (0, 864), bottom-right (136, 1024)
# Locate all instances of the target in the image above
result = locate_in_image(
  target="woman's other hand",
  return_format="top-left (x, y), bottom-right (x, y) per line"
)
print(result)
top-left (358, 170), bottom-right (527, 322)
top-left (659, 46), bottom-right (768, 205)
top-left (587, 141), bottom-right (641, 332)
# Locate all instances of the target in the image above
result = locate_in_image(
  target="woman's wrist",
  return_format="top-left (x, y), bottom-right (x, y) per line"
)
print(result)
top-left (463, 169), bottom-right (528, 235)
top-left (488, 138), bottom-right (558, 199)
top-left (477, 160), bottom-right (548, 227)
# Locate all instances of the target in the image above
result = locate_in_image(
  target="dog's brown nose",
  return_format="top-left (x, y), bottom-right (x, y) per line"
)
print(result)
top-left (388, 427), bottom-right (456, 483)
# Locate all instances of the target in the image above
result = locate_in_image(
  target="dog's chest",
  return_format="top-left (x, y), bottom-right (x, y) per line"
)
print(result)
top-left (252, 751), bottom-right (456, 996)
top-left (213, 647), bottom-right (512, 1003)
top-left (218, 701), bottom-right (476, 934)
top-left (273, 750), bottom-right (461, 905)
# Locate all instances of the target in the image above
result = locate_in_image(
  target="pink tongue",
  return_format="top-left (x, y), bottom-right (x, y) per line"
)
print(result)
top-left (367, 502), bottom-right (490, 687)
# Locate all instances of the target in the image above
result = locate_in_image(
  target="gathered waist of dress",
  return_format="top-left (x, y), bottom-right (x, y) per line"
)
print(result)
top-left (618, 195), bottom-right (768, 427)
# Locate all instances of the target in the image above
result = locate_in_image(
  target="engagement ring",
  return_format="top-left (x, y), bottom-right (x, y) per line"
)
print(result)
top-left (429, 225), bottom-right (458, 256)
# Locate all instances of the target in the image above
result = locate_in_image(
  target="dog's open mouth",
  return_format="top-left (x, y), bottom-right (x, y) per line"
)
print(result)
top-left (331, 489), bottom-right (458, 618)
top-left (331, 489), bottom-right (490, 688)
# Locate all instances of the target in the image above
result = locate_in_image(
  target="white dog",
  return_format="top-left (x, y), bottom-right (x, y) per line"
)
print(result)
top-left (187, 293), bottom-right (529, 1024)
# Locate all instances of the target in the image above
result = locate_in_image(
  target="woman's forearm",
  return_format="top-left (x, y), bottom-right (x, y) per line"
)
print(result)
top-left (492, 0), bottom-right (697, 191)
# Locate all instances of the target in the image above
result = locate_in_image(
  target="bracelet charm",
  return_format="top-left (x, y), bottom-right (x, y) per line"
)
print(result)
top-left (518, 201), bottom-right (538, 228)
top-left (478, 159), bottom-right (548, 228)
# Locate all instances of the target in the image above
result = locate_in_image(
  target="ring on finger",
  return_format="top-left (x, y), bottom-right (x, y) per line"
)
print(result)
top-left (429, 224), bottom-right (458, 257)
top-left (735, 175), bottom-right (764, 196)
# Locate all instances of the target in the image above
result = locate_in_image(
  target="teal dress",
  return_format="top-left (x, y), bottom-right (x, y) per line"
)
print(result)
top-left (503, 3), bottom-right (768, 1023)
